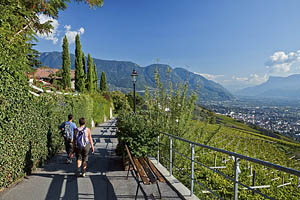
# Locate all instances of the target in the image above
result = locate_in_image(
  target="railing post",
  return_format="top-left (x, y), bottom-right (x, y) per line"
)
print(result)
top-left (190, 144), bottom-right (195, 196)
top-left (157, 135), bottom-right (160, 164)
top-left (214, 154), bottom-right (217, 167)
top-left (234, 156), bottom-right (240, 200)
top-left (169, 137), bottom-right (173, 176)
top-left (252, 170), bottom-right (256, 195)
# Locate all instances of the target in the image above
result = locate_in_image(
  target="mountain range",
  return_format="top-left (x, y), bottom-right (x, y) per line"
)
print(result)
top-left (236, 74), bottom-right (300, 99)
top-left (39, 51), bottom-right (233, 101)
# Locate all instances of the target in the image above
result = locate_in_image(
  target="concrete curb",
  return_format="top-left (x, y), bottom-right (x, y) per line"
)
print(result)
top-left (149, 157), bottom-right (200, 200)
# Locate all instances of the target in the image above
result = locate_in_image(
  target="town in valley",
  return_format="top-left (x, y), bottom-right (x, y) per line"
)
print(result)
top-left (200, 97), bottom-right (300, 142)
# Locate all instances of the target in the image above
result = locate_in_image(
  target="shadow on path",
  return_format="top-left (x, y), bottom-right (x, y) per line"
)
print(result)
top-left (42, 120), bottom-right (119, 200)
top-left (0, 119), bottom-right (182, 200)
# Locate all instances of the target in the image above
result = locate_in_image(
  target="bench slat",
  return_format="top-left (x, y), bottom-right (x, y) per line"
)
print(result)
top-left (125, 145), bottom-right (137, 172)
top-left (133, 158), bottom-right (150, 184)
top-left (146, 157), bottom-right (166, 183)
top-left (139, 158), bottom-right (157, 184)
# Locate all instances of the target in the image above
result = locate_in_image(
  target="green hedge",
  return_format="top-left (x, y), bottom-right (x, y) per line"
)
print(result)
top-left (90, 93), bottom-right (111, 125)
top-left (0, 1), bottom-right (113, 190)
top-left (0, 71), bottom-right (111, 189)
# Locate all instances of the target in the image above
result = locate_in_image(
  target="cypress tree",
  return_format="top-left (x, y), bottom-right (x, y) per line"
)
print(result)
top-left (93, 64), bottom-right (98, 90)
top-left (87, 53), bottom-right (94, 92)
top-left (100, 71), bottom-right (107, 92)
top-left (82, 51), bottom-right (87, 82)
top-left (75, 34), bottom-right (85, 92)
top-left (62, 36), bottom-right (71, 90)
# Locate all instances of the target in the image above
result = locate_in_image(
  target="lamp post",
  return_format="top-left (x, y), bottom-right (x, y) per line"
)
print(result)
top-left (131, 69), bottom-right (138, 113)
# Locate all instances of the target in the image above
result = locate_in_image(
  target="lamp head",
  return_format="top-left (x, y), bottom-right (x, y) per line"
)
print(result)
top-left (131, 69), bottom-right (138, 83)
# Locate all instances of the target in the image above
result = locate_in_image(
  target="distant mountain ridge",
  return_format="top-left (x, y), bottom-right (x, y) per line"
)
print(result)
top-left (236, 74), bottom-right (300, 99)
top-left (39, 51), bottom-right (233, 101)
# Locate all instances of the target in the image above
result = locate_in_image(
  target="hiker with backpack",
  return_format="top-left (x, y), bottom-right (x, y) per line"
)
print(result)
top-left (59, 114), bottom-right (77, 164)
top-left (73, 117), bottom-right (94, 177)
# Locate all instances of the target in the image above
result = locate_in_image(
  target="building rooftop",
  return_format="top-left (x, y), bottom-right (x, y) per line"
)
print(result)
top-left (34, 67), bottom-right (75, 80)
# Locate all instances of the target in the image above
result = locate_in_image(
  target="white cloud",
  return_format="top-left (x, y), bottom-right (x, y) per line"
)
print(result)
top-left (194, 72), bottom-right (224, 81)
top-left (194, 72), bottom-right (266, 86)
top-left (233, 76), bottom-right (248, 82)
top-left (63, 25), bottom-right (85, 44)
top-left (265, 50), bottom-right (300, 73)
top-left (193, 72), bottom-right (269, 92)
top-left (232, 74), bottom-right (267, 84)
top-left (64, 25), bottom-right (71, 31)
top-left (249, 73), bottom-right (268, 83)
top-left (194, 48), bottom-right (300, 92)
top-left (79, 27), bottom-right (85, 34)
top-left (37, 14), bottom-right (59, 44)
top-left (194, 71), bottom-right (271, 91)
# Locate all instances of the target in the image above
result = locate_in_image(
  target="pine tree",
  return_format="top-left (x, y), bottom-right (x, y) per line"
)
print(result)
top-left (100, 71), bottom-right (107, 92)
top-left (75, 34), bottom-right (85, 92)
top-left (93, 64), bottom-right (98, 90)
top-left (87, 53), bottom-right (94, 92)
top-left (62, 36), bottom-right (71, 90)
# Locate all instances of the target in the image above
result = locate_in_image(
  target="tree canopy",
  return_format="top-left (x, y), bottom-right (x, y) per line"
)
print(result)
top-left (0, 0), bottom-right (103, 77)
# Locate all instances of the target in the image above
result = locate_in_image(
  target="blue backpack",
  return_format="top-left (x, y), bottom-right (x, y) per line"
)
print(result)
top-left (75, 127), bottom-right (88, 149)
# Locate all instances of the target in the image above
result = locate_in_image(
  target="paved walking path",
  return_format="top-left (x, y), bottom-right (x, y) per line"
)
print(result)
top-left (0, 119), bottom-right (182, 200)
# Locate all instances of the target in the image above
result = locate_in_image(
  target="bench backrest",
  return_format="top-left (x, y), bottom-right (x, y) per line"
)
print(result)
top-left (125, 144), bottom-right (165, 185)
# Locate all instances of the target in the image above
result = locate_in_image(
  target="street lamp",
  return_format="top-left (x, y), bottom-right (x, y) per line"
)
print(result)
top-left (131, 69), bottom-right (138, 113)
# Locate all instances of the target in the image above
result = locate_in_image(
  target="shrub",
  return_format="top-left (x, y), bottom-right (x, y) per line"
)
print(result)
top-left (110, 91), bottom-right (131, 114)
top-left (116, 111), bottom-right (159, 157)
top-left (116, 69), bottom-right (197, 157)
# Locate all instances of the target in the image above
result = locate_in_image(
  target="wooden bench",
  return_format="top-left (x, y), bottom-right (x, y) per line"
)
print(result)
top-left (125, 145), bottom-right (166, 200)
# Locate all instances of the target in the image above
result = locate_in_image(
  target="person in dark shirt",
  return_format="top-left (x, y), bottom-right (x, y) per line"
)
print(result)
top-left (59, 114), bottom-right (77, 164)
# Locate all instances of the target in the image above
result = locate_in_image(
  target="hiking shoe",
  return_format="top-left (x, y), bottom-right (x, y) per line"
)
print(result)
top-left (81, 169), bottom-right (86, 177)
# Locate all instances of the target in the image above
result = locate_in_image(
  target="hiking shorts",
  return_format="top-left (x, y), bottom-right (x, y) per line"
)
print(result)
top-left (75, 144), bottom-right (90, 162)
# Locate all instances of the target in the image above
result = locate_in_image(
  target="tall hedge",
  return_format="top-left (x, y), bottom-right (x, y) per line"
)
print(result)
top-left (0, 0), bottom-right (107, 191)
top-left (0, 91), bottom-right (111, 190)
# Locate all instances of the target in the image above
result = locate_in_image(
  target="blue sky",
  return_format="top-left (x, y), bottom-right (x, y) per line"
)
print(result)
top-left (36, 0), bottom-right (300, 91)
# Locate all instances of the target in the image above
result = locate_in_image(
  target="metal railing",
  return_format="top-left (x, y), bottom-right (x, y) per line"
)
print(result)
top-left (156, 132), bottom-right (300, 200)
